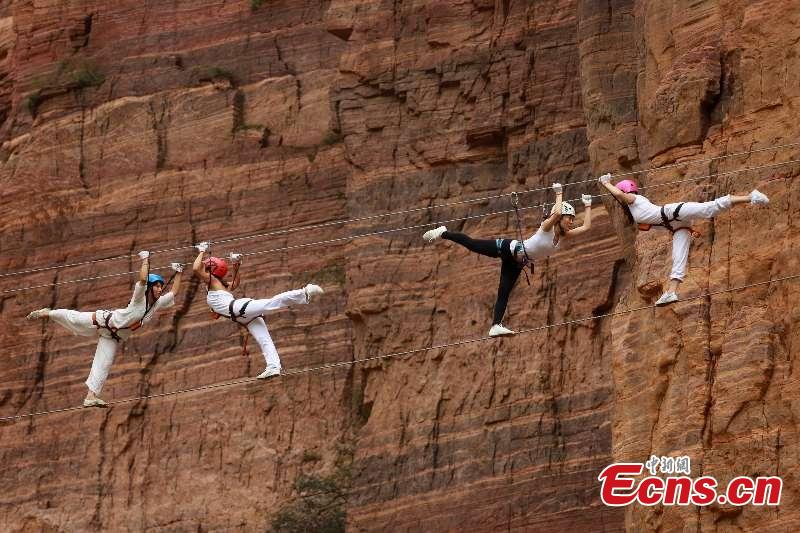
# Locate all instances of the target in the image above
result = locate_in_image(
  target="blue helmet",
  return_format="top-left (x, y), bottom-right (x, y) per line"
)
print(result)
top-left (147, 273), bottom-right (165, 286)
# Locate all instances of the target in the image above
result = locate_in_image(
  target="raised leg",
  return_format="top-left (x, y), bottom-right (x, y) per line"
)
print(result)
top-left (48, 309), bottom-right (97, 337)
top-left (442, 231), bottom-right (501, 259)
top-left (670, 196), bottom-right (732, 222)
top-left (242, 289), bottom-right (309, 318)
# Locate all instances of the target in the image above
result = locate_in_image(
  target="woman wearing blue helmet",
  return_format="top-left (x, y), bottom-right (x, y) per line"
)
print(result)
top-left (26, 252), bottom-right (184, 407)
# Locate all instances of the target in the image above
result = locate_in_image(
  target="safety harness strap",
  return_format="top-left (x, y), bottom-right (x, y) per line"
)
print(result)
top-left (660, 203), bottom-right (685, 233)
top-left (92, 266), bottom-right (177, 343)
top-left (510, 192), bottom-right (534, 286)
top-left (657, 203), bottom-right (699, 236)
top-left (92, 312), bottom-right (140, 343)
top-left (227, 299), bottom-right (254, 324)
top-left (614, 196), bottom-right (699, 236)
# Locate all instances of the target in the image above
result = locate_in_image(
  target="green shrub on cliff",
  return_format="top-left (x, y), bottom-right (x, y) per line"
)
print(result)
top-left (23, 59), bottom-right (104, 116)
top-left (271, 446), bottom-right (353, 532)
top-left (24, 91), bottom-right (44, 116)
top-left (59, 58), bottom-right (105, 89)
top-left (73, 65), bottom-right (105, 88)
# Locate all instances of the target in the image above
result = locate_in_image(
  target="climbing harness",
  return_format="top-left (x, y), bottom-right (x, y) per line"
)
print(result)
top-left (658, 204), bottom-right (699, 236)
top-left (632, 203), bottom-right (700, 237)
top-left (92, 311), bottom-right (141, 342)
top-left (91, 270), bottom-right (178, 343)
top-left (225, 298), bottom-right (257, 356)
top-left (660, 203), bottom-right (685, 232)
top-left (610, 192), bottom-right (699, 237)
top-left (511, 192), bottom-right (534, 285)
top-left (209, 299), bottom-right (255, 357)
top-left (227, 299), bottom-right (252, 324)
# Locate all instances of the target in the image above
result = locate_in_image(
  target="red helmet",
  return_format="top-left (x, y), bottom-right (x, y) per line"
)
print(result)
top-left (203, 257), bottom-right (228, 278)
top-left (616, 179), bottom-right (639, 193)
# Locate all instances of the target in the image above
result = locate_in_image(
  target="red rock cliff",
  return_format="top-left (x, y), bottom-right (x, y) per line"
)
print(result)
top-left (0, 1), bottom-right (797, 531)
top-left (581, 0), bottom-right (800, 530)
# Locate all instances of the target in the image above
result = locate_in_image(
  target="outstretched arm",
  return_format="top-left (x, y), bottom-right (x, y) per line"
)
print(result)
top-left (170, 269), bottom-right (183, 296)
top-left (541, 183), bottom-right (563, 232)
top-left (138, 251), bottom-right (150, 284)
top-left (598, 174), bottom-right (636, 205)
top-left (192, 244), bottom-right (210, 283)
top-left (566, 195), bottom-right (593, 237)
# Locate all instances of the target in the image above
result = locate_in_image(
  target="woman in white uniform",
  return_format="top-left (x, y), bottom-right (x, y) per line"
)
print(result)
top-left (422, 183), bottom-right (593, 337)
top-left (192, 243), bottom-right (323, 380)
top-left (598, 173), bottom-right (769, 305)
top-left (26, 252), bottom-right (184, 407)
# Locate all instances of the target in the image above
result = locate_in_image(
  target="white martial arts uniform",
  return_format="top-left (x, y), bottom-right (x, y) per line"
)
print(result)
top-left (629, 194), bottom-right (732, 281)
top-left (206, 288), bottom-right (309, 372)
top-left (48, 282), bottom-right (175, 394)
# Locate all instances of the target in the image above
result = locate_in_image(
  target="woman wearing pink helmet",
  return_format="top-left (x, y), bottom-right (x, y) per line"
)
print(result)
top-left (598, 174), bottom-right (769, 305)
top-left (192, 243), bottom-right (324, 379)
top-left (422, 183), bottom-right (594, 337)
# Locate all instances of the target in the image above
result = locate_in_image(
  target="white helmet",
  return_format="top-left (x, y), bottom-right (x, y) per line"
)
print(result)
top-left (550, 201), bottom-right (576, 217)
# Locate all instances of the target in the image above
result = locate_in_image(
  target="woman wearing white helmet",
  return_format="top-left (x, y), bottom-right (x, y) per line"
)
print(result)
top-left (598, 173), bottom-right (769, 305)
top-left (25, 252), bottom-right (184, 407)
top-left (423, 183), bottom-right (593, 337)
top-left (192, 243), bottom-right (324, 380)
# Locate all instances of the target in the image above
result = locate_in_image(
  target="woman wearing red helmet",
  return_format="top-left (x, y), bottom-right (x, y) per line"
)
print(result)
top-left (192, 243), bottom-right (323, 379)
top-left (421, 183), bottom-right (594, 337)
top-left (26, 252), bottom-right (184, 407)
top-left (598, 173), bottom-right (770, 305)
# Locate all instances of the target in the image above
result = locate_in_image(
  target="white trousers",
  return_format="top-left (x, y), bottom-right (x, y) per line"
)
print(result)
top-left (48, 283), bottom-right (146, 395)
top-left (48, 309), bottom-right (121, 394)
top-left (231, 288), bottom-right (309, 370)
top-left (664, 195), bottom-right (731, 281)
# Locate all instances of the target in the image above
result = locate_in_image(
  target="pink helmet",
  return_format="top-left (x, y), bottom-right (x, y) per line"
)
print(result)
top-left (616, 179), bottom-right (639, 193)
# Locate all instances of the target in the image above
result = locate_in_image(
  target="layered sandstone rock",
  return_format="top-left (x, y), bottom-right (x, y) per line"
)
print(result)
top-left (1, 1), bottom-right (356, 531)
top-left (0, 0), bottom-right (797, 531)
top-left (580, 0), bottom-right (800, 531)
top-left (333, 1), bottom-right (623, 530)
